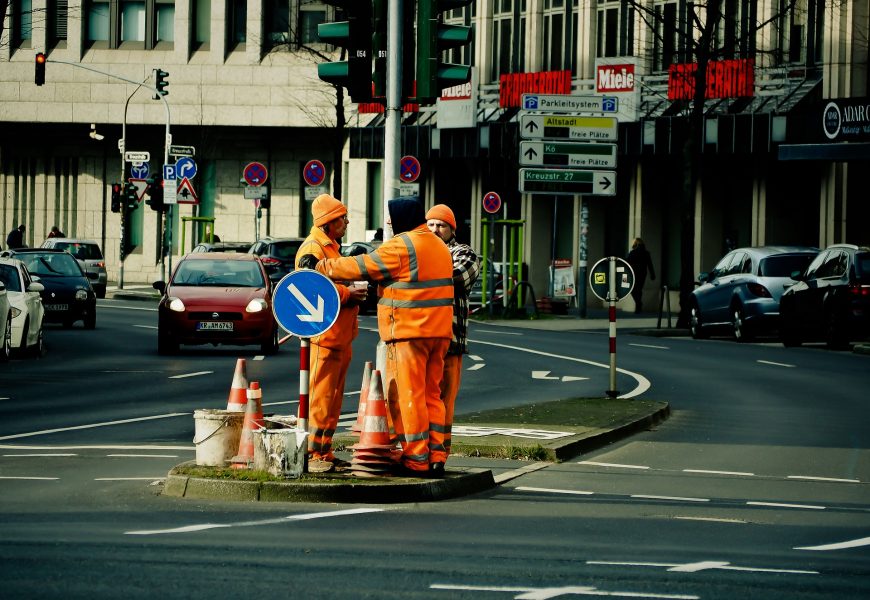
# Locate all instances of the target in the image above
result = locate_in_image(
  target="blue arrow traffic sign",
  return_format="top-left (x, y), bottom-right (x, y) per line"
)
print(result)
top-left (175, 157), bottom-right (197, 180)
top-left (272, 270), bottom-right (340, 338)
top-left (130, 162), bottom-right (150, 179)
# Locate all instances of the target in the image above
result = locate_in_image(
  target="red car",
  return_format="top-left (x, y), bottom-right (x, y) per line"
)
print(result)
top-left (153, 253), bottom-right (280, 355)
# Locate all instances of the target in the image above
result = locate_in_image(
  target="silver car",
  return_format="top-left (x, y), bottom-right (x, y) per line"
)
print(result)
top-left (40, 238), bottom-right (107, 298)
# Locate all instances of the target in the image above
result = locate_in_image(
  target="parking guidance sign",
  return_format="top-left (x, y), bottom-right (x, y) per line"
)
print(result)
top-left (272, 270), bottom-right (340, 338)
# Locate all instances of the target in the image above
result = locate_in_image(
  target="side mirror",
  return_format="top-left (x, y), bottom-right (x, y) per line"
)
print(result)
top-left (697, 272), bottom-right (709, 284)
top-left (153, 280), bottom-right (166, 294)
top-left (27, 281), bottom-right (45, 293)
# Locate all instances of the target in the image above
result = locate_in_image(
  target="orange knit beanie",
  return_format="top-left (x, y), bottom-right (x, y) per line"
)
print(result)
top-left (425, 204), bottom-right (456, 230)
top-left (312, 194), bottom-right (347, 227)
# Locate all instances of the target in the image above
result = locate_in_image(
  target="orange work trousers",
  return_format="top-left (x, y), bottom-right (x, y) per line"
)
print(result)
top-left (439, 353), bottom-right (463, 456)
top-left (308, 343), bottom-right (352, 461)
top-left (385, 338), bottom-right (449, 471)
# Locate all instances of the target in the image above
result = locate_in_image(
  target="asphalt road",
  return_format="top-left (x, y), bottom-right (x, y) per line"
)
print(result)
top-left (0, 299), bottom-right (867, 599)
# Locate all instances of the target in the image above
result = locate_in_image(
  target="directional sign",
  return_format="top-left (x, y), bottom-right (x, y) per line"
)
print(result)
top-left (169, 145), bottom-right (195, 157)
top-left (272, 270), bottom-right (340, 338)
top-left (520, 114), bottom-right (618, 141)
top-left (244, 161), bottom-right (268, 187)
top-left (303, 160), bottom-right (326, 187)
top-left (176, 177), bottom-right (199, 204)
top-left (519, 141), bottom-right (617, 168)
top-left (175, 157), bottom-right (197, 180)
top-left (482, 191), bottom-right (502, 214)
top-left (519, 168), bottom-right (616, 196)
top-left (130, 162), bottom-right (150, 179)
top-left (124, 151), bottom-right (150, 163)
top-left (399, 155), bottom-right (421, 183)
top-left (127, 178), bottom-right (148, 203)
top-left (522, 94), bottom-right (618, 114)
top-left (589, 257), bottom-right (635, 302)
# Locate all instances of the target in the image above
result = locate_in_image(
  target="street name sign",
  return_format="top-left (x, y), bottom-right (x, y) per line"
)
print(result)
top-left (519, 168), bottom-right (616, 196)
top-left (169, 145), bottom-right (195, 157)
top-left (124, 151), bottom-right (150, 163)
top-left (272, 270), bottom-right (340, 338)
top-left (520, 114), bottom-right (618, 141)
top-left (522, 94), bottom-right (618, 114)
top-left (519, 141), bottom-right (617, 168)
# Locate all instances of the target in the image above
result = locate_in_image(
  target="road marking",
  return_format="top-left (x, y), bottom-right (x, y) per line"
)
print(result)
top-left (106, 454), bottom-right (179, 458)
top-left (561, 375), bottom-right (588, 382)
top-left (795, 536), bottom-right (870, 551)
top-left (588, 560), bottom-right (817, 575)
top-left (674, 516), bottom-right (746, 524)
top-left (0, 397), bottom-right (9, 401)
top-left (253, 355), bottom-right (265, 361)
top-left (99, 304), bottom-right (157, 312)
top-left (2, 453), bottom-right (78, 457)
top-left (125, 507), bottom-right (384, 535)
top-left (473, 329), bottom-right (523, 335)
top-left (466, 363), bottom-right (485, 371)
top-left (0, 476), bottom-right (59, 480)
top-left (578, 461), bottom-right (650, 470)
top-left (683, 469), bottom-right (755, 476)
top-left (133, 324), bottom-right (157, 330)
top-left (757, 359), bottom-right (795, 368)
top-left (493, 462), bottom-right (551, 484)
top-left (468, 354), bottom-right (484, 361)
top-left (0, 413), bottom-right (190, 441)
top-left (95, 477), bottom-right (165, 481)
top-left (631, 494), bottom-right (709, 502)
top-left (516, 486), bottom-right (594, 496)
top-left (628, 343), bottom-right (669, 350)
top-left (532, 370), bottom-right (560, 380)
top-left (431, 583), bottom-right (699, 599)
top-left (0, 444), bottom-right (192, 451)
top-left (787, 475), bottom-right (860, 483)
top-left (747, 501), bottom-right (825, 510)
top-left (169, 371), bottom-right (213, 379)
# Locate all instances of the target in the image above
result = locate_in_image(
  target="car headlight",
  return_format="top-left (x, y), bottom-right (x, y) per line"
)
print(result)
top-left (11, 307), bottom-right (21, 318)
top-left (75, 289), bottom-right (88, 301)
top-left (245, 299), bottom-right (268, 313)
top-left (168, 297), bottom-right (186, 312)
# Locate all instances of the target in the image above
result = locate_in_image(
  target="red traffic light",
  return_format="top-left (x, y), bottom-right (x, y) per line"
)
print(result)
top-left (35, 52), bottom-right (46, 86)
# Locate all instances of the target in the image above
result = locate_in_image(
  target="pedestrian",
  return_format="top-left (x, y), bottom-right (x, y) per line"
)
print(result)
top-left (6, 224), bottom-right (26, 249)
top-left (370, 227), bottom-right (383, 248)
top-left (426, 204), bottom-right (480, 460)
top-left (47, 225), bottom-right (65, 239)
top-left (301, 197), bottom-right (454, 478)
top-left (627, 237), bottom-right (655, 312)
top-left (204, 224), bottom-right (220, 243)
top-left (295, 194), bottom-right (367, 473)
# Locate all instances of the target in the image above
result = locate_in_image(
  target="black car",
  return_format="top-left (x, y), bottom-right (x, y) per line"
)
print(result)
top-left (780, 244), bottom-right (870, 348)
top-left (247, 237), bottom-right (305, 281)
top-left (1, 248), bottom-right (97, 329)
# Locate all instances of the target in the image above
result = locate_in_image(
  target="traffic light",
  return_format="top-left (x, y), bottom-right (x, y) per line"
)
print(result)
top-left (124, 182), bottom-right (139, 210)
top-left (111, 183), bottom-right (123, 213)
top-left (145, 178), bottom-right (165, 212)
top-left (416, 0), bottom-right (474, 104)
top-left (153, 69), bottom-right (169, 100)
top-left (35, 53), bottom-right (46, 86)
top-left (372, 0), bottom-right (415, 101)
top-left (317, 1), bottom-right (373, 103)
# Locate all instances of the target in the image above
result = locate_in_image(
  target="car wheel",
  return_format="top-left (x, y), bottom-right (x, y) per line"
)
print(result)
top-left (157, 329), bottom-right (178, 355)
top-left (31, 326), bottom-right (45, 358)
top-left (732, 304), bottom-right (753, 342)
top-left (1, 313), bottom-right (11, 362)
top-left (261, 327), bottom-right (280, 355)
top-left (84, 311), bottom-right (96, 330)
top-left (780, 318), bottom-right (802, 347)
top-left (690, 304), bottom-right (707, 339)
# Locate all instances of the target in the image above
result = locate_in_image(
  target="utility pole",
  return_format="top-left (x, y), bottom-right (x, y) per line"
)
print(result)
top-left (382, 0), bottom-right (404, 242)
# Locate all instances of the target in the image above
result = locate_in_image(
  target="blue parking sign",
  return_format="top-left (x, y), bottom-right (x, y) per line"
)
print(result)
top-left (163, 164), bottom-right (176, 180)
top-left (272, 270), bottom-right (340, 338)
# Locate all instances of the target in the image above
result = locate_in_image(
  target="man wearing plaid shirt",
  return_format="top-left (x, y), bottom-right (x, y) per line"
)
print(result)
top-left (426, 204), bottom-right (481, 458)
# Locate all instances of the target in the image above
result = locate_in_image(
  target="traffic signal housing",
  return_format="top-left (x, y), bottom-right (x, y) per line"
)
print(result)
top-left (124, 182), bottom-right (139, 210)
top-left (317, 1), bottom-right (373, 103)
top-left (111, 183), bottom-right (123, 213)
top-left (35, 53), bottom-right (46, 86)
top-left (145, 178), bottom-right (165, 212)
top-left (153, 69), bottom-right (169, 99)
top-left (416, 0), bottom-right (474, 104)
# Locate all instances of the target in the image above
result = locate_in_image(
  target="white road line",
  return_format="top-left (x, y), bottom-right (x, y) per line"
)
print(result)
top-left (466, 363), bottom-right (485, 371)
top-left (468, 355), bottom-right (484, 361)
top-left (0, 397), bottom-right (9, 400)
top-left (99, 304), bottom-right (157, 312)
top-left (795, 536), bottom-right (870, 551)
top-left (2, 453), bottom-right (77, 457)
top-left (125, 507), bottom-right (384, 535)
top-left (787, 475), bottom-right (860, 483)
top-left (632, 494), bottom-right (710, 502)
top-left (588, 560), bottom-right (816, 575)
top-left (133, 325), bottom-right (158, 330)
top-left (674, 516), bottom-right (746, 524)
top-left (579, 461), bottom-right (650, 470)
top-left (516, 486), bottom-right (594, 496)
top-left (344, 390), bottom-right (361, 396)
top-left (431, 583), bottom-right (699, 599)
top-left (493, 462), bottom-right (551, 484)
top-left (0, 476), bottom-right (59, 480)
top-left (106, 454), bottom-right (179, 458)
top-left (629, 343), bottom-right (669, 350)
top-left (95, 477), bottom-right (165, 481)
top-left (0, 444), bottom-right (192, 451)
top-left (757, 359), bottom-right (795, 368)
top-left (0, 413), bottom-right (190, 441)
top-left (169, 371), bottom-right (213, 379)
top-left (683, 469), bottom-right (755, 477)
top-left (747, 501), bottom-right (825, 510)
top-left (253, 355), bottom-right (265, 361)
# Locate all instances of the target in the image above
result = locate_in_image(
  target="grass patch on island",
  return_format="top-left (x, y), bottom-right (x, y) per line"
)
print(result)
top-left (458, 396), bottom-right (666, 429)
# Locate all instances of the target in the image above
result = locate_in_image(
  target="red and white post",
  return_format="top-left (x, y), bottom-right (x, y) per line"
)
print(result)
top-left (607, 257), bottom-right (619, 398)
top-left (299, 338), bottom-right (310, 433)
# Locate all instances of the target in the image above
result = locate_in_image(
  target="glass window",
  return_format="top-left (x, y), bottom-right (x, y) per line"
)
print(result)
top-left (156, 0), bottom-right (175, 42)
top-left (596, 0), bottom-right (633, 58)
top-left (491, 0), bottom-right (524, 80)
top-left (194, 0), bottom-right (211, 44)
top-left (815, 251), bottom-right (843, 279)
top-left (50, 0), bottom-right (69, 44)
top-left (121, 1), bottom-right (146, 42)
top-left (0, 265), bottom-right (22, 293)
top-left (299, 6), bottom-right (325, 45)
top-left (87, 0), bottom-right (110, 42)
top-left (265, 0), bottom-right (290, 47)
top-left (229, 0), bottom-right (247, 45)
top-left (652, 0), bottom-right (678, 71)
top-left (12, 0), bottom-right (33, 47)
top-left (543, 0), bottom-right (564, 71)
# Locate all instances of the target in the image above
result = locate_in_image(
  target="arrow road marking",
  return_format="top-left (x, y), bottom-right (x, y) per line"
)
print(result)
top-left (532, 370), bottom-right (559, 380)
top-left (289, 283), bottom-right (325, 322)
top-left (795, 536), bottom-right (870, 551)
top-left (561, 375), bottom-right (588, 382)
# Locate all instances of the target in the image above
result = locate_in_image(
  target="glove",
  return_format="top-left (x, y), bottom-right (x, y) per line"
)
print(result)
top-left (298, 254), bottom-right (319, 270)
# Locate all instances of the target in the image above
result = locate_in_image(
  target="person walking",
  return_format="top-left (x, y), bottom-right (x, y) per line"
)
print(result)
top-left (47, 225), bottom-right (65, 239)
top-left (627, 237), bottom-right (655, 312)
top-left (426, 204), bottom-right (480, 460)
top-left (6, 224), bottom-right (26, 249)
top-left (302, 197), bottom-right (454, 478)
top-left (295, 194), bottom-right (367, 473)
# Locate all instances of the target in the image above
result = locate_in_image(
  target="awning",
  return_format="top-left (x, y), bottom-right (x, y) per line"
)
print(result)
top-left (778, 143), bottom-right (870, 161)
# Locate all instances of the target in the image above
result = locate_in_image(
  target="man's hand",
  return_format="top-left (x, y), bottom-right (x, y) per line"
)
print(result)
top-left (348, 285), bottom-right (368, 305)
top-left (297, 254), bottom-right (319, 270)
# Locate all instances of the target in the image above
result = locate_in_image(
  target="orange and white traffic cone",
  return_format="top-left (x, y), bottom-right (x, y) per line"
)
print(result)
top-left (226, 358), bottom-right (248, 412)
top-left (230, 381), bottom-right (264, 469)
top-left (350, 370), bottom-right (399, 477)
top-left (351, 361), bottom-right (373, 434)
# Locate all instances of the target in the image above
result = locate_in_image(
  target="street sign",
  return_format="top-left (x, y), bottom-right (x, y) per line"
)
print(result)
top-left (272, 270), bottom-right (340, 338)
top-left (164, 178), bottom-right (177, 204)
top-left (589, 257), bottom-right (635, 302)
top-left (304, 185), bottom-right (328, 201)
top-left (519, 168), bottom-right (616, 196)
top-left (521, 94), bottom-right (618, 114)
top-left (399, 182), bottom-right (420, 197)
top-left (303, 160), bottom-right (326, 187)
top-left (399, 155), bottom-right (421, 183)
top-left (482, 191), bottom-right (502, 214)
top-left (130, 162), bottom-right (150, 179)
top-left (519, 141), bottom-right (618, 168)
top-left (175, 157), bottom-right (197, 180)
top-left (177, 177), bottom-right (199, 204)
top-left (127, 178), bottom-right (148, 203)
top-left (169, 145), bottom-right (195, 157)
top-left (163, 164), bottom-right (176, 181)
top-left (124, 151), bottom-right (150, 163)
top-left (244, 185), bottom-right (268, 200)
top-left (520, 114), bottom-right (618, 141)
top-left (244, 161), bottom-right (268, 186)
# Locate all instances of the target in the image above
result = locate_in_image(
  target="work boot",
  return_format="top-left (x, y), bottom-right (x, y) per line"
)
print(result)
top-left (428, 462), bottom-right (445, 479)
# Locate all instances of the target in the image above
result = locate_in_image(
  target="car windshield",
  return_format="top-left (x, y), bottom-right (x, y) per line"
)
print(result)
top-left (21, 253), bottom-right (81, 277)
top-left (271, 242), bottom-right (302, 259)
top-left (759, 254), bottom-right (815, 277)
top-left (54, 242), bottom-right (103, 260)
top-left (172, 260), bottom-right (264, 287)
top-left (856, 252), bottom-right (870, 280)
top-left (0, 264), bottom-right (21, 292)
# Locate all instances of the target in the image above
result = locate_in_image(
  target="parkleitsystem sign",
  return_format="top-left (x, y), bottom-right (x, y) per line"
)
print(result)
top-left (519, 169), bottom-right (615, 197)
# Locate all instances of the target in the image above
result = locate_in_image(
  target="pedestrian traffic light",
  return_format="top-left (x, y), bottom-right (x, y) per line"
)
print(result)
top-left (316, 1), bottom-right (373, 103)
top-left (145, 177), bottom-right (165, 212)
top-left (416, 0), bottom-right (474, 104)
top-left (124, 182), bottom-right (139, 210)
top-left (372, 0), bottom-right (415, 101)
top-left (153, 68), bottom-right (169, 100)
top-left (35, 53), bottom-right (46, 86)
top-left (111, 183), bottom-right (123, 213)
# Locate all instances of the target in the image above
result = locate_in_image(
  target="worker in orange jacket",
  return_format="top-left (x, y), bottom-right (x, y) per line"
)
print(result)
top-left (295, 194), bottom-right (368, 473)
top-left (302, 198), bottom-right (454, 478)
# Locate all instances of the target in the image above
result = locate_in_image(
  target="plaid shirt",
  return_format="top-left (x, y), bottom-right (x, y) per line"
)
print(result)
top-left (446, 237), bottom-right (480, 355)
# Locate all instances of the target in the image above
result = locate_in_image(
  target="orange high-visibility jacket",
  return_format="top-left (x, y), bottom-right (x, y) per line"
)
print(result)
top-left (316, 224), bottom-right (453, 342)
top-left (295, 226), bottom-right (359, 349)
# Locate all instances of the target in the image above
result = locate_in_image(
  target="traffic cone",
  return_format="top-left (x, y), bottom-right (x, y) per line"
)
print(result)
top-left (226, 358), bottom-right (248, 412)
top-left (351, 361), bottom-right (373, 434)
top-left (350, 370), bottom-right (398, 477)
top-left (230, 381), bottom-right (264, 469)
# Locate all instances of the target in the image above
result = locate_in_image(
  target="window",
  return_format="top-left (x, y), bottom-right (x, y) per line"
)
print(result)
top-left (12, 0), bottom-right (34, 47)
top-left (443, 2), bottom-right (474, 67)
top-left (121, 0), bottom-right (146, 43)
top-left (716, 0), bottom-right (755, 59)
top-left (194, 0), bottom-right (210, 45)
top-left (85, 0), bottom-right (175, 49)
top-left (49, 0), bottom-right (69, 46)
top-left (265, 0), bottom-right (290, 47)
top-left (298, 2), bottom-right (325, 45)
top-left (156, 0), bottom-right (175, 43)
top-left (652, 0), bottom-right (679, 71)
top-left (228, 0), bottom-right (247, 46)
top-left (491, 0), bottom-right (526, 80)
top-left (87, 0), bottom-right (111, 43)
top-left (596, 0), bottom-right (634, 59)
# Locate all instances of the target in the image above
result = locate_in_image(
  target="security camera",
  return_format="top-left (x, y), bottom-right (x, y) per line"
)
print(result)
top-left (89, 123), bottom-right (104, 141)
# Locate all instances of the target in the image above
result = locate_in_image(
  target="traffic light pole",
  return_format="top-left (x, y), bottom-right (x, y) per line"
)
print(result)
top-left (382, 0), bottom-right (404, 242)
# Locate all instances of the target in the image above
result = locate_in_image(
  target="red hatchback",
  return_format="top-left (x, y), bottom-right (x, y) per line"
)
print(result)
top-left (153, 253), bottom-right (280, 355)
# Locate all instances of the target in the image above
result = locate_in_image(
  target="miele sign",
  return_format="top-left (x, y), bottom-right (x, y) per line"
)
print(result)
top-left (595, 58), bottom-right (640, 122)
top-left (597, 63), bottom-right (635, 93)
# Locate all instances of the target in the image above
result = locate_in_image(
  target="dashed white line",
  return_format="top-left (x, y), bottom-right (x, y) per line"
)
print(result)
top-left (683, 469), bottom-right (755, 477)
top-left (133, 324), bottom-right (158, 330)
top-left (628, 343), bottom-right (669, 350)
top-left (795, 536), bottom-right (870, 551)
top-left (747, 501), bottom-right (825, 510)
top-left (516, 486), bottom-right (594, 496)
top-left (0, 444), bottom-right (192, 451)
top-left (466, 363), bottom-right (485, 371)
top-left (0, 476), bottom-right (59, 480)
top-left (106, 454), bottom-right (178, 458)
top-left (431, 583), bottom-right (699, 599)
top-left (588, 560), bottom-right (817, 575)
top-left (757, 359), bottom-right (795, 368)
top-left (787, 475), bottom-right (860, 483)
top-left (674, 516), bottom-right (746, 524)
top-left (0, 413), bottom-right (190, 441)
top-left (2, 453), bottom-right (77, 457)
top-left (468, 354), bottom-right (484, 361)
top-left (253, 355), bottom-right (265, 361)
top-left (169, 371), bottom-right (213, 379)
top-left (632, 494), bottom-right (710, 503)
top-left (579, 461), bottom-right (650, 470)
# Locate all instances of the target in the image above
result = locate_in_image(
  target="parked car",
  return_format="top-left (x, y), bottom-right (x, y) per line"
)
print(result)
top-left (247, 237), bottom-right (305, 281)
top-left (779, 244), bottom-right (870, 348)
top-left (153, 253), bottom-right (280, 355)
top-left (690, 246), bottom-right (819, 341)
top-left (469, 259), bottom-right (504, 310)
top-left (40, 238), bottom-right (107, 298)
top-left (1, 248), bottom-right (97, 329)
top-left (191, 242), bottom-right (252, 254)
top-left (0, 278), bottom-right (11, 362)
top-left (340, 242), bottom-right (379, 314)
top-left (0, 257), bottom-right (46, 356)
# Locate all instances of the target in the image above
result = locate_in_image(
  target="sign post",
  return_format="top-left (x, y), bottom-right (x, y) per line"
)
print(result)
top-left (589, 257), bottom-right (635, 398)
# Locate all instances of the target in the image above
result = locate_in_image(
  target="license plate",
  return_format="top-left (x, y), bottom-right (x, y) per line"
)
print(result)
top-left (197, 321), bottom-right (233, 331)
top-left (45, 304), bottom-right (69, 311)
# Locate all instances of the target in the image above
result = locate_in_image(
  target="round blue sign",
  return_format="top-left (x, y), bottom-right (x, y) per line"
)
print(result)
top-left (175, 157), bottom-right (197, 180)
top-left (303, 160), bottom-right (326, 187)
top-left (130, 162), bottom-right (150, 179)
top-left (272, 270), bottom-right (340, 338)
top-left (400, 155), bottom-right (421, 183)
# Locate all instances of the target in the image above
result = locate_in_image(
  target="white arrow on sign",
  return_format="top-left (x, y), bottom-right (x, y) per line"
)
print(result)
top-left (532, 371), bottom-right (589, 382)
top-left (289, 284), bottom-right (325, 322)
